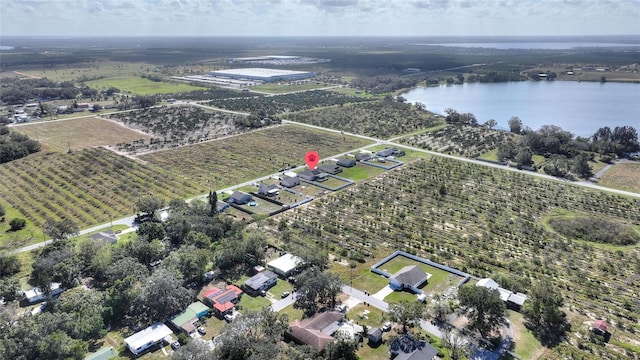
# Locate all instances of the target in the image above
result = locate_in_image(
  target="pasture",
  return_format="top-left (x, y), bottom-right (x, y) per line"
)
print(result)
top-left (598, 162), bottom-right (640, 193)
top-left (138, 125), bottom-right (373, 189)
top-left (85, 76), bottom-right (206, 95)
top-left (15, 117), bottom-right (150, 152)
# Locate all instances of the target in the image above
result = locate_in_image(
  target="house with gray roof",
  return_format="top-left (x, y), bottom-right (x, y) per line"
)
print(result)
top-left (389, 265), bottom-right (429, 294)
top-left (337, 158), bottom-right (356, 168)
top-left (280, 176), bottom-right (300, 188)
top-left (390, 333), bottom-right (438, 360)
top-left (258, 183), bottom-right (280, 196)
top-left (243, 270), bottom-right (278, 295)
top-left (228, 191), bottom-right (253, 205)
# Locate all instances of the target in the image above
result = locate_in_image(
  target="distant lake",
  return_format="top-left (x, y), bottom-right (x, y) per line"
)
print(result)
top-left (402, 81), bottom-right (640, 137)
top-left (423, 42), bottom-right (640, 49)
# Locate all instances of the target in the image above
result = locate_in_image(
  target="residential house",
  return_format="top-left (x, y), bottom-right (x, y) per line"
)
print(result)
top-left (287, 311), bottom-right (344, 351)
top-left (318, 164), bottom-right (342, 175)
top-left (216, 200), bottom-right (230, 213)
top-left (367, 327), bottom-right (383, 344)
top-left (376, 147), bottom-right (404, 157)
top-left (258, 183), bottom-right (280, 197)
top-left (243, 270), bottom-right (278, 295)
top-left (23, 282), bottom-right (64, 304)
top-left (389, 265), bottom-right (429, 294)
top-left (124, 322), bottom-right (173, 356)
top-left (298, 168), bottom-right (328, 182)
top-left (228, 191), bottom-right (253, 205)
top-left (84, 347), bottom-right (117, 360)
top-left (203, 285), bottom-right (243, 317)
top-left (476, 278), bottom-right (527, 310)
top-left (336, 158), bottom-right (356, 168)
top-left (355, 153), bottom-right (372, 162)
top-left (89, 229), bottom-right (118, 246)
top-left (169, 302), bottom-right (210, 335)
top-left (280, 176), bottom-right (300, 188)
top-left (267, 253), bottom-right (303, 277)
top-left (389, 333), bottom-right (438, 360)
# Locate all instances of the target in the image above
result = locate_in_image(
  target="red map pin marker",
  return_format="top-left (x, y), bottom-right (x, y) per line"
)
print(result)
top-left (305, 151), bottom-right (320, 170)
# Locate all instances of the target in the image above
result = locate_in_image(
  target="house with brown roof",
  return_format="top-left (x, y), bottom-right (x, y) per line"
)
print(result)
top-left (287, 311), bottom-right (345, 351)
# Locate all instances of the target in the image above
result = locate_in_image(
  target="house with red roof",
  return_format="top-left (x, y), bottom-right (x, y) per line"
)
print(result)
top-left (202, 285), bottom-right (243, 317)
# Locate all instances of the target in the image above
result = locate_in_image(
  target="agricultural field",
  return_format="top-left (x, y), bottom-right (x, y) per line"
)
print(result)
top-left (597, 162), bottom-right (640, 194)
top-left (277, 156), bottom-right (640, 359)
top-left (251, 81), bottom-right (332, 94)
top-left (1, 61), bottom-right (151, 82)
top-left (106, 105), bottom-right (258, 153)
top-left (208, 89), bottom-right (373, 115)
top-left (400, 124), bottom-right (514, 158)
top-left (15, 117), bottom-right (150, 152)
top-left (85, 75), bottom-right (206, 95)
top-left (139, 125), bottom-right (374, 189)
top-left (284, 100), bottom-right (442, 139)
top-left (0, 148), bottom-right (205, 248)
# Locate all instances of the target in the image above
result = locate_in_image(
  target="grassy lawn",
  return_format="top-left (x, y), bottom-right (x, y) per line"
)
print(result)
top-left (321, 176), bottom-right (352, 189)
top-left (356, 342), bottom-right (390, 360)
top-left (348, 304), bottom-right (389, 328)
top-left (279, 304), bottom-right (304, 322)
top-left (508, 310), bottom-right (544, 359)
top-left (478, 148), bottom-right (499, 160)
top-left (598, 162), bottom-right (640, 193)
top-left (203, 315), bottom-right (228, 337)
top-left (336, 163), bottom-right (385, 181)
top-left (267, 279), bottom-right (294, 298)
top-left (0, 201), bottom-right (41, 251)
top-left (252, 82), bottom-right (329, 94)
top-left (331, 264), bottom-right (390, 294)
top-left (85, 76), bottom-right (206, 95)
top-left (236, 198), bottom-right (283, 215)
top-left (238, 293), bottom-right (271, 312)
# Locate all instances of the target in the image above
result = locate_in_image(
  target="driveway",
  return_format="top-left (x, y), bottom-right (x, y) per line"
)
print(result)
top-left (341, 285), bottom-right (389, 312)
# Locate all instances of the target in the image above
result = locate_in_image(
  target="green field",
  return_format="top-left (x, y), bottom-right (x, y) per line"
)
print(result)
top-left (85, 75), bottom-right (206, 95)
top-left (337, 163), bottom-right (386, 181)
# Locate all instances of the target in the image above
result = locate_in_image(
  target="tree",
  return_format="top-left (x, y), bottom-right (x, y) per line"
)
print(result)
top-left (442, 326), bottom-right (468, 360)
top-left (508, 116), bottom-right (523, 134)
top-left (484, 119), bottom-right (497, 129)
top-left (294, 267), bottom-right (342, 316)
top-left (9, 218), bottom-right (26, 231)
top-left (324, 332), bottom-right (358, 360)
top-left (523, 281), bottom-right (568, 346)
top-left (458, 285), bottom-right (506, 339)
top-left (515, 148), bottom-right (534, 167)
top-left (0, 254), bottom-right (21, 277)
top-left (172, 339), bottom-right (211, 360)
top-left (136, 268), bottom-right (192, 323)
top-left (214, 308), bottom-right (288, 360)
top-left (430, 296), bottom-right (454, 325)
top-left (208, 191), bottom-right (218, 216)
top-left (0, 202), bottom-right (5, 218)
top-left (44, 218), bottom-right (79, 241)
top-left (389, 301), bottom-right (425, 333)
top-left (135, 196), bottom-right (165, 218)
top-left (57, 288), bottom-right (107, 340)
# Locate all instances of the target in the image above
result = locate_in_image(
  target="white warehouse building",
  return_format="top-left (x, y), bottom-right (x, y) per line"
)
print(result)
top-left (208, 68), bottom-right (316, 82)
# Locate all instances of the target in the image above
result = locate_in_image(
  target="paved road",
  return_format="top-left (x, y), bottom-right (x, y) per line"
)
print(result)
top-left (341, 285), bottom-right (389, 312)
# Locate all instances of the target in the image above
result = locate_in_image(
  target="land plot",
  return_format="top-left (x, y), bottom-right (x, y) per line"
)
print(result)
top-left (366, 144), bottom-right (427, 162)
top-left (337, 163), bottom-right (386, 181)
top-left (85, 76), bottom-right (206, 95)
top-left (139, 125), bottom-right (373, 189)
top-left (252, 81), bottom-right (330, 94)
top-left (598, 162), bottom-right (640, 194)
top-left (235, 199), bottom-right (284, 216)
top-left (296, 183), bottom-right (329, 198)
top-left (16, 117), bottom-right (150, 152)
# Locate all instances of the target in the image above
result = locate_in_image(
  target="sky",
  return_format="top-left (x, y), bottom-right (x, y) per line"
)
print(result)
top-left (1, 0), bottom-right (639, 37)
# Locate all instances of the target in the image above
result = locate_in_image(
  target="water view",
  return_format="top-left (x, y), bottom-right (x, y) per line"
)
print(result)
top-left (403, 81), bottom-right (640, 137)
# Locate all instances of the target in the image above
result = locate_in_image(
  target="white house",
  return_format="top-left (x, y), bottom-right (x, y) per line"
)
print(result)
top-left (124, 323), bottom-right (172, 356)
top-left (476, 277), bottom-right (528, 309)
top-left (23, 283), bottom-right (63, 304)
top-left (267, 253), bottom-right (303, 277)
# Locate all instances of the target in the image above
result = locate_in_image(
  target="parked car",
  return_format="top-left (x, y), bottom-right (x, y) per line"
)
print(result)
top-left (382, 322), bottom-right (392, 332)
top-left (197, 326), bottom-right (207, 335)
top-left (170, 340), bottom-right (180, 350)
top-left (281, 291), bottom-right (290, 298)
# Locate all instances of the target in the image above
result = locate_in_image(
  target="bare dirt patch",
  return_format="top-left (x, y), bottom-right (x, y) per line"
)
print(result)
top-left (16, 117), bottom-right (150, 152)
top-left (598, 162), bottom-right (640, 193)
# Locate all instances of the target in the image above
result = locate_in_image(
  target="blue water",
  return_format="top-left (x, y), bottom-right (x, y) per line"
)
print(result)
top-left (402, 81), bottom-right (640, 137)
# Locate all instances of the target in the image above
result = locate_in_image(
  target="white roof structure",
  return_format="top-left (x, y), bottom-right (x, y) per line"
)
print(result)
top-left (208, 68), bottom-right (315, 82)
top-left (124, 323), bottom-right (172, 355)
top-left (267, 253), bottom-right (303, 277)
top-left (23, 282), bottom-right (63, 303)
top-left (476, 278), bottom-right (527, 306)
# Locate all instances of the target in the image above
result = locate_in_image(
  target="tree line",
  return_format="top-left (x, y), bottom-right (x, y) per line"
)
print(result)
top-left (0, 126), bottom-right (40, 164)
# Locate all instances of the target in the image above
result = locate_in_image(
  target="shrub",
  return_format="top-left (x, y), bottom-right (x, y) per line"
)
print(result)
top-left (9, 218), bottom-right (26, 231)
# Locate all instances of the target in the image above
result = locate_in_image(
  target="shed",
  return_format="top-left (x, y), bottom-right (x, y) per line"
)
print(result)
top-left (337, 158), bottom-right (356, 168)
top-left (389, 266), bottom-right (429, 294)
top-left (367, 327), bottom-right (383, 344)
top-left (84, 347), bottom-right (117, 360)
top-left (267, 253), bottom-right (303, 277)
top-left (228, 191), bottom-right (252, 205)
top-left (124, 323), bottom-right (172, 356)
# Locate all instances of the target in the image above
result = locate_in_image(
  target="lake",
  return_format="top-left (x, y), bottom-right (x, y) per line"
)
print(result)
top-left (402, 81), bottom-right (640, 137)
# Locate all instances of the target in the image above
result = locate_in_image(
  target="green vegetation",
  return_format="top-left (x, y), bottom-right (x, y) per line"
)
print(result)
top-left (0, 126), bottom-right (40, 164)
top-left (336, 163), bottom-right (385, 181)
top-left (139, 125), bottom-right (373, 189)
top-left (598, 162), bottom-right (640, 193)
top-left (548, 214), bottom-right (640, 246)
top-left (285, 99), bottom-right (442, 138)
top-left (251, 81), bottom-right (331, 93)
top-left (85, 76), bottom-right (206, 95)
